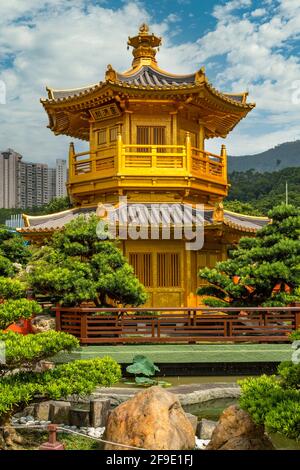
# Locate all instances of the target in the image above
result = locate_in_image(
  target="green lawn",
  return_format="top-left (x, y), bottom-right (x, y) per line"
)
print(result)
top-left (54, 343), bottom-right (292, 364)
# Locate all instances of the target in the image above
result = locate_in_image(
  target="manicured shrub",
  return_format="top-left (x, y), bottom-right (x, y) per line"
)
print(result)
top-left (0, 330), bottom-right (78, 371)
top-left (0, 298), bottom-right (42, 330)
top-left (265, 400), bottom-right (300, 439)
top-left (239, 363), bottom-right (300, 439)
top-left (238, 375), bottom-right (285, 424)
top-left (0, 357), bottom-right (121, 423)
top-left (0, 278), bottom-right (26, 300)
top-left (278, 361), bottom-right (300, 390)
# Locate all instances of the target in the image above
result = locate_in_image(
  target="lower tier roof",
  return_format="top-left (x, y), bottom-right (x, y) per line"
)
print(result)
top-left (19, 204), bottom-right (269, 235)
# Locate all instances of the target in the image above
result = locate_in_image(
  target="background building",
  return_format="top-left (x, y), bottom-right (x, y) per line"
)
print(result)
top-left (56, 159), bottom-right (67, 198)
top-left (0, 149), bottom-right (22, 208)
top-left (0, 150), bottom-right (68, 209)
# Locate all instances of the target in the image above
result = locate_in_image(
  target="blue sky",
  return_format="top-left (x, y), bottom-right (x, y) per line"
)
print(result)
top-left (0, 0), bottom-right (300, 165)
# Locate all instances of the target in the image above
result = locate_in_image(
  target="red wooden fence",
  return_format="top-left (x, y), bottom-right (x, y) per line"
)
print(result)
top-left (53, 306), bottom-right (300, 344)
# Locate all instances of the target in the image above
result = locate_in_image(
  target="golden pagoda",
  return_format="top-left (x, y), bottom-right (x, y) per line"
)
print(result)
top-left (20, 24), bottom-right (268, 308)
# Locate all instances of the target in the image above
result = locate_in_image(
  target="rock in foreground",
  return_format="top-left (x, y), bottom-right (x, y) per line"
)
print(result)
top-left (104, 386), bottom-right (195, 450)
top-left (206, 405), bottom-right (275, 450)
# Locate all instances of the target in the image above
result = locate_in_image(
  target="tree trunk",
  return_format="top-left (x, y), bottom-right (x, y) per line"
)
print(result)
top-left (0, 418), bottom-right (25, 450)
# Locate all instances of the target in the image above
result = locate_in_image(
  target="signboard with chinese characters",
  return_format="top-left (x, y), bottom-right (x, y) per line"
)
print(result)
top-left (90, 103), bottom-right (121, 121)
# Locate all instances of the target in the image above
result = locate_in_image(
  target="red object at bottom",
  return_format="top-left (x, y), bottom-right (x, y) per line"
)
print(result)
top-left (39, 424), bottom-right (65, 451)
top-left (5, 319), bottom-right (32, 335)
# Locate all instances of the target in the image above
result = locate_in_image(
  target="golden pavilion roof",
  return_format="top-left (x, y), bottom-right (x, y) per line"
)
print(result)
top-left (19, 205), bottom-right (268, 236)
top-left (41, 24), bottom-right (255, 141)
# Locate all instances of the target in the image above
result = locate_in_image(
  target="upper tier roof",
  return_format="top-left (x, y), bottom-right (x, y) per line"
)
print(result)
top-left (41, 24), bottom-right (255, 140)
top-left (46, 65), bottom-right (248, 105)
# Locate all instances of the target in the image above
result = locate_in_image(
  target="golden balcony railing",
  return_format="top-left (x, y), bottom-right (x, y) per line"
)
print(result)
top-left (68, 134), bottom-right (227, 183)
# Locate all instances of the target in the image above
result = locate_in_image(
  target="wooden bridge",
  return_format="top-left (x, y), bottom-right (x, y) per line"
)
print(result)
top-left (54, 306), bottom-right (300, 345)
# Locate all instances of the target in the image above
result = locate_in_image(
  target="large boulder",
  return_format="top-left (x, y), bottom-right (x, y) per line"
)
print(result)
top-left (206, 405), bottom-right (275, 450)
top-left (104, 386), bottom-right (195, 450)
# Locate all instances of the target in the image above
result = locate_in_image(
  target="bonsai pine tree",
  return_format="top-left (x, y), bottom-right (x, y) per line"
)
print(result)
top-left (0, 227), bottom-right (31, 276)
top-left (28, 214), bottom-right (147, 306)
top-left (198, 204), bottom-right (300, 307)
top-left (238, 331), bottom-right (300, 439)
top-left (0, 227), bottom-right (41, 330)
top-left (0, 228), bottom-right (121, 449)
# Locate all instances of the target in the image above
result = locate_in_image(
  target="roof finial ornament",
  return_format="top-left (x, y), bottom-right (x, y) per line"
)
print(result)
top-left (105, 64), bottom-right (117, 83)
top-left (139, 23), bottom-right (149, 34)
top-left (195, 66), bottom-right (207, 84)
top-left (127, 24), bottom-right (162, 68)
top-left (213, 202), bottom-right (224, 223)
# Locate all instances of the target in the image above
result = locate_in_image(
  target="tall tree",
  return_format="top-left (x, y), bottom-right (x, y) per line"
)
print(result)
top-left (198, 204), bottom-right (300, 307)
top-left (28, 214), bottom-right (147, 307)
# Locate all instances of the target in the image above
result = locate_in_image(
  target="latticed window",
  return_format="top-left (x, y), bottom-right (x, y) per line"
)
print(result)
top-left (129, 253), bottom-right (153, 287)
top-left (109, 127), bottom-right (118, 142)
top-left (137, 126), bottom-right (166, 151)
top-left (157, 253), bottom-right (181, 288)
top-left (97, 128), bottom-right (107, 145)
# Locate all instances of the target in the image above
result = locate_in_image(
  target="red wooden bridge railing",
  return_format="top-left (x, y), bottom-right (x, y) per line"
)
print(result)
top-left (53, 306), bottom-right (300, 344)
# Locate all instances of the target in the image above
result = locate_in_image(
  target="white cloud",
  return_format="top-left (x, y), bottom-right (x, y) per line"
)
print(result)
top-left (251, 8), bottom-right (266, 17)
top-left (213, 0), bottom-right (252, 21)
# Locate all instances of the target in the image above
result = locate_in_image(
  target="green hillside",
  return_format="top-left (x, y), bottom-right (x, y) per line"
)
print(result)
top-left (228, 140), bottom-right (300, 172)
top-left (226, 167), bottom-right (300, 215)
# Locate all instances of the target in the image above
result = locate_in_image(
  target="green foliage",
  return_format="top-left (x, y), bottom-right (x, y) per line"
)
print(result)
top-left (224, 200), bottom-right (264, 216)
top-left (0, 198), bottom-right (71, 226)
top-left (239, 361), bottom-right (300, 439)
top-left (125, 355), bottom-right (171, 388)
top-left (277, 362), bottom-right (300, 390)
top-left (0, 221), bottom-right (122, 430)
top-left (59, 432), bottom-right (102, 450)
top-left (133, 376), bottom-right (172, 388)
top-left (238, 375), bottom-right (286, 424)
top-left (0, 255), bottom-right (15, 277)
top-left (290, 329), bottom-right (300, 341)
top-left (264, 400), bottom-right (300, 439)
top-left (40, 197), bottom-right (71, 215)
top-left (198, 204), bottom-right (300, 307)
top-left (0, 357), bottom-right (121, 422)
top-left (227, 167), bottom-right (300, 214)
top-left (0, 228), bottom-right (31, 266)
top-left (28, 214), bottom-right (147, 307)
top-left (0, 299), bottom-right (42, 330)
top-left (0, 278), bottom-right (26, 299)
top-left (0, 330), bottom-right (78, 371)
top-left (126, 355), bottom-right (160, 377)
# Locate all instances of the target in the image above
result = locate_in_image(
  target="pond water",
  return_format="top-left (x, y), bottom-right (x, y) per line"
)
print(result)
top-left (118, 375), bottom-right (247, 387)
top-left (183, 397), bottom-right (237, 421)
top-left (184, 397), bottom-right (300, 451)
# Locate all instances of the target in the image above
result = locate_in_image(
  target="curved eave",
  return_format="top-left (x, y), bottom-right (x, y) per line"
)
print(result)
top-left (42, 80), bottom-right (254, 111)
top-left (41, 78), bottom-right (254, 140)
top-left (18, 206), bottom-right (269, 236)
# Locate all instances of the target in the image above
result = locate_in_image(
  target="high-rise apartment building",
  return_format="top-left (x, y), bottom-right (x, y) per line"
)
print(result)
top-left (0, 149), bottom-right (22, 208)
top-left (48, 167), bottom-right (57, 202)
top-left (0, 150), bottom-right (68, 209)
top-left (23, 162), bottom-right (50, 209)
top-left (56, 159), bottom-right (67, 198)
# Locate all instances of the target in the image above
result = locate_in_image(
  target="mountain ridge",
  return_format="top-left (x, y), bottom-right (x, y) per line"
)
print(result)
top-left (228, 140), bottom-right (300, 172)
